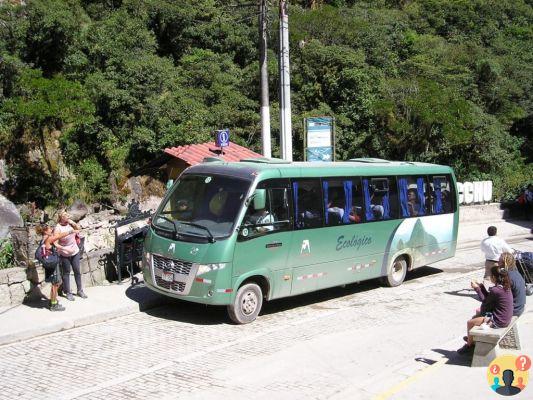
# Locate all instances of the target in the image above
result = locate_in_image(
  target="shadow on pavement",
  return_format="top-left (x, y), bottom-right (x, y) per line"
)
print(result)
top-left (402, 266), bottom-right (443, 284)
top-left (125, 283), bottom-right (227, 326)
top-left (443, 289), bottom-right (479, 299)
top-left (430, 348), bottom-right (472, 367)
top-left (125, 265), bottom-right (447, 325)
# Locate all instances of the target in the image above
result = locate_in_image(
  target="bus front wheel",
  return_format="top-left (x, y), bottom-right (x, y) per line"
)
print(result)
top-left (382, 257), bottom-right (407, 287)
top-left (227, 283), bottom-right (263, 324)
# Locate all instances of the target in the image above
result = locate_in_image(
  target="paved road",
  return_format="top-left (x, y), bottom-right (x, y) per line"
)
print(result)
top-left (1, 238), bottom-right (532, 400)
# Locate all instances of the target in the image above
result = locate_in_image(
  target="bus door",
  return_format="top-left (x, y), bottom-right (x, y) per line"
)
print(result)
top-left (233, 180), bottom-right (293, 299)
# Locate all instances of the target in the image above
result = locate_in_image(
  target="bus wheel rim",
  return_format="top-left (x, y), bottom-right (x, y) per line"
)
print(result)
top-left (392, 261), bottom-right (404, 282)
top-left (241, 291), bottom-right (258, 315)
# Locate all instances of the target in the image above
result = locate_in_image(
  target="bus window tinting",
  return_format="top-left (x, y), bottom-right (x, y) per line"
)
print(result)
top-left (362, 177), bottom-right (396, 221)
top-left (398, 176), bottom-right (428, 217)
top-left (323, 179), bottom-right (364, 225)
top-left (429, 175), bottom-right (454, 214)
top-left (293, 180), bottom-right (323, 229)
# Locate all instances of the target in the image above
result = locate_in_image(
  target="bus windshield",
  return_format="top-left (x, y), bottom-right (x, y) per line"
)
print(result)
top-left (154, 174), bottom-right (250, 239)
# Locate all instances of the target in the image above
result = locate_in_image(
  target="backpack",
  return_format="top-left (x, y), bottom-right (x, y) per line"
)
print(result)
top-left (35, 241), bottom-right (59, 271)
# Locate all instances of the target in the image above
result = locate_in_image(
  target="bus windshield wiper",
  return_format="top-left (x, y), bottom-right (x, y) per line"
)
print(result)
top-left (174, 221), bottom-right (216, 243)
top-left (154, 214), bottom-right (177, 232)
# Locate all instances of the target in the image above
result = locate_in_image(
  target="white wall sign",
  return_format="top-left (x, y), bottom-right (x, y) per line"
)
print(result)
top-left (456, 181), bottom-right (492, 204)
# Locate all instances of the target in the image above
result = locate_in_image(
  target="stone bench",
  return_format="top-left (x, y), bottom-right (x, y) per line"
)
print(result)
top-left (470, 316), bottom-right (521, 367)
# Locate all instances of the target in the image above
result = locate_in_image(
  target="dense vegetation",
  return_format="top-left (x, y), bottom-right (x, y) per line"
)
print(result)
top-left (0, 0), bottom-right (531, 207)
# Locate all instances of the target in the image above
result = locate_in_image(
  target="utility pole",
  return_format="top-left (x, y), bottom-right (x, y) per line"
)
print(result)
top-left (259, 0), bottom-right (271, 158)
top-left (278, 0), bottom-right (293, 161)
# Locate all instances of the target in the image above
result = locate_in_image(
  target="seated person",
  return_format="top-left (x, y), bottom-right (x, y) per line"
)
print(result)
top-left (175, 199), bottom-right (193, 221)
top-left (371, 204), bottom-right (384, 219)
top-left (349, 206), bottom-right (362, 223)
top-left (247, 207), bottom-right (274, 233)
top-left (407, 188), bottom-right (421, 217)
top-left (369, 189), bottom-right (385, 220)
top-left (327, 201), bottom-right (344, 224)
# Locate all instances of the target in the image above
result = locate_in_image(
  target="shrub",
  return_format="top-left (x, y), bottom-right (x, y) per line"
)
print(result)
top-left (0, 239), bottom-right (15, 270)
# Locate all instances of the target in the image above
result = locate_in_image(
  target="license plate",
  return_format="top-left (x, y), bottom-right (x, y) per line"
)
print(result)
top-left (161, 271), bottom-right (174, 282)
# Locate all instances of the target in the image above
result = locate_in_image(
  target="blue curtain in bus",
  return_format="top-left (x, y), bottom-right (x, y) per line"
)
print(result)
top-left (416, 177), bottom-right (426, 216)
top-left (292, 182), bottom-right (301, 228)
top-left (398, 178), bottom-right (409, 217)
top-left (362, 179), bottom-right (374, 221)
top-left (433, 177), bottom-right (443, 214)
top-left (343, 180), bottom-right (352, 224)
top-left (323, 180), bottom-right (329, 224)
top-left (382, 191), bottom-right (390, 219)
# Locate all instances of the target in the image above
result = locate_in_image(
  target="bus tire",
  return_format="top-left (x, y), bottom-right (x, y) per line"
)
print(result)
top-left (382, 257), bottom-right (407, 287)
top-left (227, 283), bottom-right (263, 324)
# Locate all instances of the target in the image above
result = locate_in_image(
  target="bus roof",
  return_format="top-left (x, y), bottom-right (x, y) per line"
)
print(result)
top-left (184, 157), bottom-right (454, 181)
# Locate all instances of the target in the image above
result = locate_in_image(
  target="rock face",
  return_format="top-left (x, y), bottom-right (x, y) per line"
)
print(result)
top-left (0, 195), bottom-right (24, 239)
top-left (0, 159), bottom-right (7, 185)
top-left (67, 200), bottom-right (89, 222)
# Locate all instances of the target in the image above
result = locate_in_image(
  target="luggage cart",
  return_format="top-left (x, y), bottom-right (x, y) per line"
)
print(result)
top-left (113, 206), bottom-right (151, 285)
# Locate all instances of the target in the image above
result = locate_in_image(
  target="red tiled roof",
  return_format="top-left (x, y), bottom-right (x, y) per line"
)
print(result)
top-left (164, 142), bottom-right (262, 166)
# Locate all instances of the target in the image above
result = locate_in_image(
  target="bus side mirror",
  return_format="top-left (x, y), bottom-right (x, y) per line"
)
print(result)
top-left (253, 189), bottom-right (266, 210)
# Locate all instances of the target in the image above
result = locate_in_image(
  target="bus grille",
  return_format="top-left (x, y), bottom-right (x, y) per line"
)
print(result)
top-left (154, 277), bottom-right (186, 293)
top-left (153, 254), bottom-right (192, 275)
top-left (151, 254), bottom-right (195, 295)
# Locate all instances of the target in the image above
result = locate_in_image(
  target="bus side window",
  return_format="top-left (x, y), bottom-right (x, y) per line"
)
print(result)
top-left (242, 188), bottom-right (290, 238)
top-left (349, 178), bottom-right (364, 224)
top-left (430, 175), bottom-right (453, 214)
top-left (398, 176), bottom-right (427, 217)
top-left (293, 180), bottom-right (323, 229)
top-left (323, 180), bottom-right (345, 226)
top-left (363, 178), bottom-right (393, 221)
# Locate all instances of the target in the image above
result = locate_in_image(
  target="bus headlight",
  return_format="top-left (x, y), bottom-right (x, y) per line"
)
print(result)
top-left (196, 263), bottom-right (227, 276)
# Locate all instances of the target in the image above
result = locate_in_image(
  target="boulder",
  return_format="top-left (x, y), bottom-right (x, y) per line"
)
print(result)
top-left (68, 200), bottom-right (89, 222)
top-left (0, 195), bottom-right (24, 239)
top-left (140, 195), bottom-right (162, 213)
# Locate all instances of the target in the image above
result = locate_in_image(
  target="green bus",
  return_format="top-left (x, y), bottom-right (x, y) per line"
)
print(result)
top-left (142, 158), bottom-right (458, 323)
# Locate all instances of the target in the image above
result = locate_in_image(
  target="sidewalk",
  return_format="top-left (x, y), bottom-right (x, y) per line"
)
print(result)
top-left (0, 280), bottom-right (169, 346)
top-left (0, 218), bottom-right (530, 348)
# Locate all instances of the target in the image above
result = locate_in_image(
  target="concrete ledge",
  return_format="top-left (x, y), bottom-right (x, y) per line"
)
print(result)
top-left (459, 203), bottom-right (508, 224)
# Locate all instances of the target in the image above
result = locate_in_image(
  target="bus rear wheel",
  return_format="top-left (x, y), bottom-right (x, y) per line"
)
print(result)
top-left (382, 257), bottom-right (407, 287)
top-left (227, 283), bottom-right (263, 324)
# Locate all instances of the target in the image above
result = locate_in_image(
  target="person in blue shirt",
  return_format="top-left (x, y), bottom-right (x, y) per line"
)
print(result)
top-left (499, 252), bottom-right (526, 316)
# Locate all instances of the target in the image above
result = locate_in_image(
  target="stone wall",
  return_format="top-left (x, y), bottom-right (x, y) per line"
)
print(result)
top-left (0, 248), bottom-right (113, 307)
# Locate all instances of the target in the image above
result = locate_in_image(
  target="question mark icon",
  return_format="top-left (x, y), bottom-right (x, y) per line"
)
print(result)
top-left (515, 355), bottom-right (531, 371)
top-left (491, 364), bottom-right (500, 374)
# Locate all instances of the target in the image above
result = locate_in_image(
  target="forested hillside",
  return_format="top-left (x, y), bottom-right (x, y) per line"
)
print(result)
top-left (0, 0), bottom-right (531, 207)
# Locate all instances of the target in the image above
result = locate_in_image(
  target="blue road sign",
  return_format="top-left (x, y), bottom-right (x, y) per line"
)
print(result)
top-left (215, 129), bottom-right (230, 147)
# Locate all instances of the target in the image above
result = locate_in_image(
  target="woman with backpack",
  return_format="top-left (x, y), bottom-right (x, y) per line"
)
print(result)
top-left (54, 212), bottom-right (86, 301)
top-left (457, 266), bottom-right (513, 354)
top-left (36, 223), bottom-right (79, 311)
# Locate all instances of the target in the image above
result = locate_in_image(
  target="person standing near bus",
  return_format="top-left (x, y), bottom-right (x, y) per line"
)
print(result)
top-left (54, 212), bottom-right (87, 300)
top-left (36, 223), bottom-right (79, 311)
top-left (480, 226), bottom-right (512, 280)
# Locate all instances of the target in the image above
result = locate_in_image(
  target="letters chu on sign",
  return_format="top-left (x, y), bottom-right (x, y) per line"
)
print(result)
top-left (456, 181), bottom-right (492, 205)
